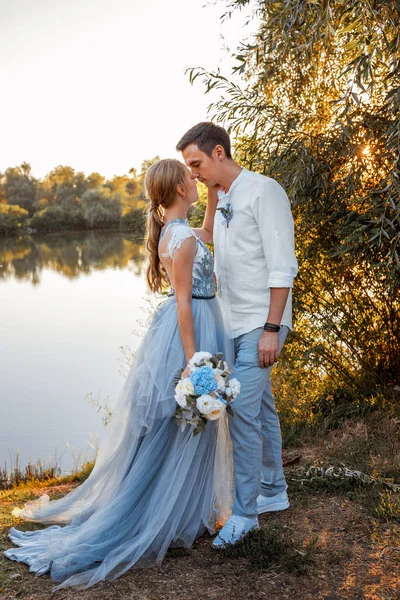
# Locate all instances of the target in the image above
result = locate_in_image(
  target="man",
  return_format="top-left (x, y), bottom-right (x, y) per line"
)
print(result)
top-left (176, 122), bottom-right (298, 546)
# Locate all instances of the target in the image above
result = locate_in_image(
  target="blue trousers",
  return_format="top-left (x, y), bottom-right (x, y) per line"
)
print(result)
top-left (229, 326), bottom-right (289, 518)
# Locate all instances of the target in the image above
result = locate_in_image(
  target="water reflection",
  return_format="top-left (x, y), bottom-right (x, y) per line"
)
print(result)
top-left (0, 230), bottom-right (148, 473)
top-left (0, 230), bottom-right (146, 284)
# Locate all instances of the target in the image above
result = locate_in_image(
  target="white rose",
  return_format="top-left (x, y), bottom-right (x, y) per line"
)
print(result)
top-left (175, 377), bottom-right (194, 396)
top-left (196, 394), bottom-right (218, 414)
top-left (206, 398), bottom-right (226, 421)
top-left (225, 386), bottom-right (232, 398)
top-left (189, 351), bottom-right (212, 369)
top-left (206, 407), bottom-right (224, 421)
top-left (175, 394), bottom-right (188, 408)
top-left (196, 395), bottom-right (225, 420)
top-left (228, 378), bottom-right (241, 399)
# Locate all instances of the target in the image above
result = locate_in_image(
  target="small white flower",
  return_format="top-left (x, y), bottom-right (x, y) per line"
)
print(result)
top-left (175, 377), bottom-right (194, 396)
top-left (175, 394), bottom-right (188, 408)
top-left (228, 378), bottom-right (241, 399)
top-left (189, 351), bottom-right (212, 369)
top-left (225, 386), bottom-right (232, 398)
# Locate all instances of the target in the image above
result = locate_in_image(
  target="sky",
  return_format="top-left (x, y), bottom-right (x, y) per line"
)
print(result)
top-left (0, 0), bottom-right (255, 180)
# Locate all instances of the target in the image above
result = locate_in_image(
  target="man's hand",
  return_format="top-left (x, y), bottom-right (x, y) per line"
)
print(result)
top-left (258, 331), bottom-right (279, 368)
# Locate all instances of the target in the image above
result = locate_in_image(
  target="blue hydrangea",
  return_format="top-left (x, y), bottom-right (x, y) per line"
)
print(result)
top-left (190, 367), bottom-right (218, 396)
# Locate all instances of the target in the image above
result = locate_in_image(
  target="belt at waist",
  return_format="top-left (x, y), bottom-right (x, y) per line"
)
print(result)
top-left (167, 293), bottom-right (216, 300)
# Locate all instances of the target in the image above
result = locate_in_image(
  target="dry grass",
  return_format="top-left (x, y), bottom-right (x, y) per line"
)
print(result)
top-left (1, 414), bottom-right (399, 600)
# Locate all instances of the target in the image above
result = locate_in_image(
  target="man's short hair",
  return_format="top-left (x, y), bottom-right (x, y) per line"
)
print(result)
top-left (176, 122), bottom-right (232, 159)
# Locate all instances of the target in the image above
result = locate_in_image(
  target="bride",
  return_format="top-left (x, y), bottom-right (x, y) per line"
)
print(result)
top-left (4, 159), bottom-right (234, 590)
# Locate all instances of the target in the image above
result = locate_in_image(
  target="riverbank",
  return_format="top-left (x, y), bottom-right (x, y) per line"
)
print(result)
top-left (1, 413), bottom-right (399, 599)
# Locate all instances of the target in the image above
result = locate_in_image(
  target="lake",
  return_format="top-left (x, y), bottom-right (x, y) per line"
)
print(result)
top-left (0, 230), bottom-right (149, 473)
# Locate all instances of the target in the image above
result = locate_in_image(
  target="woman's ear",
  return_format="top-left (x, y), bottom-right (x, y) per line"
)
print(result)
top-left (176, 183), bottom-right (186, 197)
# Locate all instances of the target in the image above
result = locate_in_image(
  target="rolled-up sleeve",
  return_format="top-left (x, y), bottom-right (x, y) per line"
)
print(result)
top-left (251, 178), bottom-right (298, 288)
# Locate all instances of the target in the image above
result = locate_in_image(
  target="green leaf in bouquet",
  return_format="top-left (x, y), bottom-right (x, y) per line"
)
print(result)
top-left (173, 368), bottom-right (185, 387)
top-left (210, 356), bottom-right (219, 368)
top-left (226, 404), bottom-right (235, 417)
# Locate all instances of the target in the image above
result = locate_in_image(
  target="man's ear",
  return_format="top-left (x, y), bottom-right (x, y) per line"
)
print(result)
top-left (213, 145), bottom-right (225, 160)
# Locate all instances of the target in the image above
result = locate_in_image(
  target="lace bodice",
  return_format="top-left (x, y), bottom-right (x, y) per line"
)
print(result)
top-left (159, 219), bottom-right (215, 297)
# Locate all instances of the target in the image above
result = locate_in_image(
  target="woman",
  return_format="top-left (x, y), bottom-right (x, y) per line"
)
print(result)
top-left (4, 159), bottom-right (233, 590)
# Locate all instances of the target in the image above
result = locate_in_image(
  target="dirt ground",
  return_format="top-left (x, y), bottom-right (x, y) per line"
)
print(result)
top-left (1, 444), bottom-right (399, 600)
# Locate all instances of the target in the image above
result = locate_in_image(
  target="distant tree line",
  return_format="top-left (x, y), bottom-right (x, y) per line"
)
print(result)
top-left (0, 159), bottom-right (160, 236)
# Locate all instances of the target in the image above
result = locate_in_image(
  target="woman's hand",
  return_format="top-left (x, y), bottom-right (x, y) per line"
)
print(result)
top-left (182, 364), bottom-right (192, 379)
top-left (192, 185), bottom-right (222, 244)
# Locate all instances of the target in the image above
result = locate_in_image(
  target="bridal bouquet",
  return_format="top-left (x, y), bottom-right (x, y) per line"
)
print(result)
top-left (174, 351), bottom-right (240, 436)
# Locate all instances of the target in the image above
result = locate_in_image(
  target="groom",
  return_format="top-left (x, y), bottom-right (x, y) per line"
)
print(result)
top-left (177, 122), bottom-right (298, 546)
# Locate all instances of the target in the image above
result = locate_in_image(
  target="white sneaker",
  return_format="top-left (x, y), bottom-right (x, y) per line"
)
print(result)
top-left (212, 514), bottom-right (259, 549)
top-left (257, 489), bottom-right (290, 514)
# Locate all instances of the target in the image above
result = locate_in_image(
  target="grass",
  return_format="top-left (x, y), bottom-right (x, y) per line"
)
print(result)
top-left (217, 524), bottom-right (315, 575)
top-left (282, 412), bottom-right (400, 523)
top-left (1, 447), bottom-right (96, 490)
top-left (288, 464), bottom-right (400, 522)
top-left (0, 460), bottom-right (94, 500)
top-left (0, 413), bottom-right (399, 599)
top-left (0, 455), bottom-right (61, 490)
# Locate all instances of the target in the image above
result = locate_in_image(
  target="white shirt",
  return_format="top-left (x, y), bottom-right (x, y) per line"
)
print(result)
top-left (213, 167), bottom-right (298, 339)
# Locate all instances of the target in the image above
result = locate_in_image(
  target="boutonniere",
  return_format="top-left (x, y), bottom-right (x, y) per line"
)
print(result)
top-left (217, 202), bottom-right (233, 228)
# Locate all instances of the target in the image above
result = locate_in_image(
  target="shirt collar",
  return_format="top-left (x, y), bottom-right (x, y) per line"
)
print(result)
top-left (221, 167), bottom-right (246, 199)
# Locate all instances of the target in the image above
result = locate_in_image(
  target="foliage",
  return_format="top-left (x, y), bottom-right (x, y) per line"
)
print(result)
top-left (0, 159), bottom-right (159, 236)
top-left (120, 206), bottom-right (146, 235)
top-left (0, 204), bottom-right (29, 234)
top-left (80, 189), bottom-right (122, 228)
top-left (2, 163), bottom-right (37, 215)
top-left (190, 0), bottom-right (400, 418)
top-left (30, 204), bottom-right (85, 232)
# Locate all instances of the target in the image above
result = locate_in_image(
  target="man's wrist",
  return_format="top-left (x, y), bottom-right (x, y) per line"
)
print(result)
top-left (263, 321), bottom-right (281, 332)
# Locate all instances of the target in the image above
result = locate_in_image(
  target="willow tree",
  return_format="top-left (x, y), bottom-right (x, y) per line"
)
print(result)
top-left (190, 0), bottom-right (400, 421)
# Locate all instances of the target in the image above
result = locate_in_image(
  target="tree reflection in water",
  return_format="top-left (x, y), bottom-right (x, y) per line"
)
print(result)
top-left (0, 231), bottom-right (145, 284)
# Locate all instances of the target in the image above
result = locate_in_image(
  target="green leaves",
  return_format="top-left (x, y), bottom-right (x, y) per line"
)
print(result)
top-left (187, 0), bottom-right (400, 410)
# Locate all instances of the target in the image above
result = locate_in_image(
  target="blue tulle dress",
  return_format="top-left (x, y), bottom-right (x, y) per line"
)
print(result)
top-left (4, 219), bottom-right (234, 590)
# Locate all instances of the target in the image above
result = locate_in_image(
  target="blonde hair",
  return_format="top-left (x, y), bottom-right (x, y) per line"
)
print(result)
top-left (144, 159), bottom-right (189, 293)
